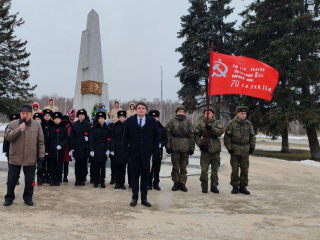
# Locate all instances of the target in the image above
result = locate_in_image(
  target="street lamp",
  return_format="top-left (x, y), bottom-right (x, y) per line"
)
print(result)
top-left (160, 66), bottom-right (163, 123)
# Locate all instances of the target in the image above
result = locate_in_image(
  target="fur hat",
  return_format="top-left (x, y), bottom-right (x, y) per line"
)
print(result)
top-left (77, 109), bottom-right (87, 117)
top-left (149, 110), bottom-right (160, 118)
top-left (117, 110), bottom-right (127, 118)
top-left (33, 112), bottom-right (43, 121)
top-left (43, 109), bottom-right (53, 117)
top-left (9, 113), bottom-right (20, 121)
top-left (96, 111), bottom-right (107, 120)
top-left (52, 112), bottom-right (63, 120)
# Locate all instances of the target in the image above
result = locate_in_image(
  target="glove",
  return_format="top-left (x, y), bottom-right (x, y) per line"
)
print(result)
top-left (56, 145), bottom-right (61, 150)
top-left (69, 150), bottom-right (74, 157)
top-left (110, 151), bottom-right (115, 156)
top-left (188, 150), bottom-right (194, 156)
top-left (228, 149), bottom-right (235, 155)
top-left (84, 136), bottom-right (88, 142)
top-left (106, 150), bottom-right (110, 156)
top-left (45, 153), bottom-right (49, 156)
top-left (249, 148), bottom-right (254, 154)
top-left (199, 145), bottom-right (208, 153)
top-left (90, 151), bottom-right (94, 157)
top-left (166, 149), bottom-right (172, 154)
top-left (205, 124), bottom-right (212, 130)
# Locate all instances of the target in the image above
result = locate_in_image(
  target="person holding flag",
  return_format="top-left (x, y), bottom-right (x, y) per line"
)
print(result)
top-left (195, 107), bottom-right (224, 194)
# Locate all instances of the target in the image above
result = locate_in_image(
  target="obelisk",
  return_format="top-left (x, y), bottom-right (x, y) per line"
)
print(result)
top-left (73, 9), bottom-right (109, 118)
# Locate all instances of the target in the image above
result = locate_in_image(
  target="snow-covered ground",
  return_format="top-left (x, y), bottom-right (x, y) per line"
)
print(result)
top-left (0, 123), bottom-right (8, 131)
top-left (256, 134), bottom-right (320, 141)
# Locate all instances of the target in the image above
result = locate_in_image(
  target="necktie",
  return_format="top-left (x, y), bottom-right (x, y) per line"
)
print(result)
top-left (139, 118), bottom-right (142, 127)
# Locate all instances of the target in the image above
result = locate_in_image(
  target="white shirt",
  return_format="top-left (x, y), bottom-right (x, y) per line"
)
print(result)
top-left (137, 115), bottom-right (146, 127)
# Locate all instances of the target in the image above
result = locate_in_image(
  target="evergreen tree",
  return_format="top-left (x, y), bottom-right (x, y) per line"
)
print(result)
top-left (0, 0), bottom-right (35, 115)
top-left (237, 0), bottom-right (320, 159)
top-left (176, 0), bottom-right (237, 116)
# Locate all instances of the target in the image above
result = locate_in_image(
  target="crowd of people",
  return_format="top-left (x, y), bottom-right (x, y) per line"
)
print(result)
top-left (2, 98), bottom-right (256, 208)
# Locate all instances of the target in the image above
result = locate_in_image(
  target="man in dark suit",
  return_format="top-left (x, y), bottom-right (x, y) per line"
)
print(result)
top-left (123, 102), bottom-right (160, 207)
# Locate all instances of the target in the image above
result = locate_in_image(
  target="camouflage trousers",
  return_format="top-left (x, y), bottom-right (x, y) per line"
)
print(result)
top-left (200, 152), bottom-right (220, 188)
top-left (230, 155), bottom-right (249, 187)
top-left (171, 152), bottom-right (189, 184)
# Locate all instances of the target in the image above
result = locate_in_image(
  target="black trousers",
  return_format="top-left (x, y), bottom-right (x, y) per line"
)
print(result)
top-left (127, 163), bottom-right (132, 185)
top-left (41, 155), bottom-right (50, 181)
top-left (93, 161), bottom-right (106, 183)
top-left (50, 158), bottom-right (63, 182)
top-left (5, 164), bottom-right (35, 202)
top-left (75, 158), bottom-right (87, 183)
top-left (90, 161), bottom-right (94, 180)
top-left (148, 160), bottom-right (161, 186)
top-left (131, 168), bottom-right (149, 201)
top-left (62, 161), bottom-right (69, 179)
top-left (110, 155), bottom-right (115, 180)
top-left (115, 163), bottom-right (126, 185)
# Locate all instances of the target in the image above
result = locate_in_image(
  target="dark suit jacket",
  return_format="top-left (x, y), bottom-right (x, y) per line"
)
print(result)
top-left (122, 114), bottom-right (160, 170)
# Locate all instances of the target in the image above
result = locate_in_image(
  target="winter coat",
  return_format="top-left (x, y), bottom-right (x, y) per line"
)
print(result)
top-left (122, 114), bottom-right (160, 170)
top-left (63, 123), bottom-right (72, 162)
top-left (70, 120), bottom-right (91, 159)
top-left (153, 121), bottom-right (168, 161)
top-left (126, 102), bottom-right (136, 118)
top-left (110, 120), bottom-right (129, 164)
top-left (32, 102), bottom-right (42, 116)
top-left (44, 99), bottom-right (59, 112)
top-left (5, 119), bottom-right (45, 166)
top-left (109, 101), bottom-right (122, 123)
top-left (42, 120), bottom-right (54, 154)
top-left (48, 123), bottom-right (69, 158)
top-left (89, 123), bottom-right (111, 162)
top-left (2, 125), bottom-right (9, 157)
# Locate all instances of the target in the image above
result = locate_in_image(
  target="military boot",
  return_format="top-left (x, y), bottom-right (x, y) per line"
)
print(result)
top-left (239, 186), bottom-right (250, 195)
top-left (114, 184), bottom-right (121, 189)
top-left (211, 186), bottom-right (219, 194)
top-left (180, 184), bottom-right (188, 192)
top-left (202, 187), bottom-right (208, 193)
top-left (172, 183), bottom-right (180, 191)
top-left (93, 182), bottom-right (99, 188)
top-left (231, 186), bottom-right (239, 194)
top-left (101, 182), bottom-right (106, 188)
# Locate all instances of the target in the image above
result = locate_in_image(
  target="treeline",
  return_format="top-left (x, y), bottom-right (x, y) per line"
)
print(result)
top-left (176, 0), bottom-right (320, 159)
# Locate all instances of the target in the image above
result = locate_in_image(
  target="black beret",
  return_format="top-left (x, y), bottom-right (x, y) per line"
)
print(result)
top-left (10, 113), bottom-right (20, 121)
top-left (20, 105), bottom-right (32, 112)
top-left (52, 112), bottom-right (63, 120)
top-left (43, 109), bottom-right (53, 117)
top-left (117, 110), bottom-right (127, 118)
top-left (77, 109), bottom-right (87, 117)
top-left (33, 113), bottom-right (43, 121)
top-left (96, 111), bottom-right (106, 120)
top-left (149, 110), bottom-right (160, 118)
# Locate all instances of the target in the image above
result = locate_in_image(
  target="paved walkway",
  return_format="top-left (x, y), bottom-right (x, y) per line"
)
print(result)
top-left (0, 150), bottom-right (320, 239)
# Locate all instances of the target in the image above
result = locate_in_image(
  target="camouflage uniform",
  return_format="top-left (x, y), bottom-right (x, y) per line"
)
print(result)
top-left (195, 113), bottom-right (224, 189)
top-left (224, 108), bottom-right (256, 188)
top-left (166, 107), bottom-right (195, 185)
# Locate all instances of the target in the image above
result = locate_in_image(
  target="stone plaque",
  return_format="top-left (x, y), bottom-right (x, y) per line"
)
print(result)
top-left (81, 80), bottom-right (102, 95)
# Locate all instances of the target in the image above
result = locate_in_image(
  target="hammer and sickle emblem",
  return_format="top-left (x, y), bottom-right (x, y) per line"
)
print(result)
top-left (211, 59), bottom-right (228, 78)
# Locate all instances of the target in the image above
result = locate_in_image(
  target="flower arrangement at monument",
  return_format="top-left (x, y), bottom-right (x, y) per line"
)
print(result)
top-left (91, 102), bottom-right (108, 117)
top-left (68, 108), bottom-right (77, 122)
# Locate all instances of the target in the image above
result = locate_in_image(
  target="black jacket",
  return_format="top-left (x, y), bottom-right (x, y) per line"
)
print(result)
top-left (122, 114), bottom-right (160, 170)
top-left (110, 120), bottom-right (129, 164)
top-left (48, 123), bottom-right (69, 158)
top-left (2, 125), bottom-right (9, 157)
top-left (70, 120), bottom-right (92, 159)
top-left (42, 120), bottom-right (54, 153)
top-left (153, 121), bottom-right (168, 161)
top-left (89, 122), bottom-right (111, 162)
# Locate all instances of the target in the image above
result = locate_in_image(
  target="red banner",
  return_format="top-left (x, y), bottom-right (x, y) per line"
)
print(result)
top-left (208, 51), bottom-right (279, 101)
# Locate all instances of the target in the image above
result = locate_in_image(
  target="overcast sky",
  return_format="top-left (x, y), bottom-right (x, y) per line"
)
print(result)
top-left (10, 0), bottom-right (252, 101)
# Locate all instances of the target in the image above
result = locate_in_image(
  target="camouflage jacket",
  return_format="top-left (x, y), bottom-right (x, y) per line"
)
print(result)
top-left (224, 116), bottom-right (256, 156)
top-left (195, 118), bottom-right (224, 153)
top-left (166, 115), bottom-right (195, 152)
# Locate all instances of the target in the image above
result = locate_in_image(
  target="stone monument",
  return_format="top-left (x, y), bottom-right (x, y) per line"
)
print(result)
top-left (73, 9), bottom-right (109, 118)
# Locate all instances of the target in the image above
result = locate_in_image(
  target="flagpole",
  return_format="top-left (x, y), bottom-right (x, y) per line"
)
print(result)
top-left (205, 43), bottom-right (214, 148)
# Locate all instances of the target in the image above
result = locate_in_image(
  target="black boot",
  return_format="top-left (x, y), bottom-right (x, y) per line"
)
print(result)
top-left (110, 179), bottom-right (115, 184)
top-left (75, 182), bottom-right (81, 186)
top-left (63, 177), bottom-right (68, 183)
top-left (94, 182), bottom-right (98, 188)
top-left (148, 185), bottom-right (152, 190)
top-left (37, 179), bottom-right (42, 186)
top-left (231, 186), bottom-right (239, 194)
top-left (114, 184), bottom-right (121, 189)
top-left (55, 181), bottom-right (60, 186)
top-left (121, 184), bottom-right (126, 190)
top-left (239, 186), bottom-right (250, 195)
top-left (101, 182), bottom-right (106, 188)
top-left (202, 187), bottom-right (208, 193)
top-left (50, 180), bottom-right (55, 186)
top-left (153, 185), bottom-right (161, 191)
top-left (180, 184), bottom-right (188, 192)
top-left (172, 183), bottom-right (180, 191)
top-left (211, 186), bottom-right (219, 194)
